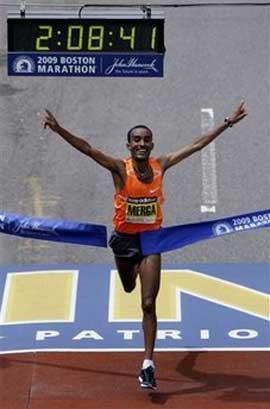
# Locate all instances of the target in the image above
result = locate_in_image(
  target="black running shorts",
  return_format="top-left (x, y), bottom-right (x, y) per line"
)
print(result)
top-left (109, 230), bottom-right (143, 262)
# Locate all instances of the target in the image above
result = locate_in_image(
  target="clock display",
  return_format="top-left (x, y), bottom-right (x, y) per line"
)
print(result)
top-left (8, 18), bottom-right (165, 53)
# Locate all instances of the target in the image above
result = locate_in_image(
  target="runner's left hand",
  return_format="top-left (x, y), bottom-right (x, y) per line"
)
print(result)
top-left (228, 100), bottom-right (248, 125)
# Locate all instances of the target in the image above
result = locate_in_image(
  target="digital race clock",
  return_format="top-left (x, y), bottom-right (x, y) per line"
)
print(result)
top-left (8, 18), bottom-right (165, 53)
top-left (7, 13), bottom-right (165, 77)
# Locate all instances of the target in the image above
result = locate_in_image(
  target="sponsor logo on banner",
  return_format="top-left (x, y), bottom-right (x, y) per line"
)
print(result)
top-left (9, 219), bottom-right (57, 238)
top-left (12, 56), bottom-right (35, 73)
top-left (104, 57), bottom-right (159, 75)
top-left (213, 212), bottom-right (270, 237)
top-left (213, 222), bottom-right (234, 236)
top-left (0, 214), bottom-right (5, 231)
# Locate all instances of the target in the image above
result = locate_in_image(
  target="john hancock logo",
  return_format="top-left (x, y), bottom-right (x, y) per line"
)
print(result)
top-left (105, 57), bottom-right (158, 75)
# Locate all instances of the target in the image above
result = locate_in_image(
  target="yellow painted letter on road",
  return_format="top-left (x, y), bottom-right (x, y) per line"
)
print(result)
top-left (109, 269), bottom-right (270, 322)
top-left (0, 270), bottom-right (78, 324)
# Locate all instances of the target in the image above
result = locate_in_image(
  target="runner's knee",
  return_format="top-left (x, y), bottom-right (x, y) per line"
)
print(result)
top-left (142, 297), bottom-right (156, 315)
top-left (123, 281), bottom-right (136, 293)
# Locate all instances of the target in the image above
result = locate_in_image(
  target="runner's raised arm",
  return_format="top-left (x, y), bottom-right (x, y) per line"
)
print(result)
top-left (43, 110), bottom-right (123, 173)
top-left (159, 101), bottom-right (248, 172)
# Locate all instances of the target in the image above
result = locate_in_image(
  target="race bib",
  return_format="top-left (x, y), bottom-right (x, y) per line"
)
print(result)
top-left (126, 197), bottom-right (157, 224)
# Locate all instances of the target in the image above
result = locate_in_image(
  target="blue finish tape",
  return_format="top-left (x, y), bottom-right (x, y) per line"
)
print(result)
top-left (0, 212), bottom-right (107, 248)
top-left (141, 209), bottom-right (270, 255)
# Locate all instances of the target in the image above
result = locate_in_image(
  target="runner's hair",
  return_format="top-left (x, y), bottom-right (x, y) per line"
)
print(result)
top-left (127, 125), bottom-right (153, 142)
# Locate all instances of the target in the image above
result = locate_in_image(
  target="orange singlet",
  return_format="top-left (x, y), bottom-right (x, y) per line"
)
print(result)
top-left (113, 158), bottom-right (164, 234)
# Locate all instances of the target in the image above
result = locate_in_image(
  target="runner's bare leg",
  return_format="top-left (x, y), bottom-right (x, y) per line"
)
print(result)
top-left (139, 254), bottom-right (161, 360)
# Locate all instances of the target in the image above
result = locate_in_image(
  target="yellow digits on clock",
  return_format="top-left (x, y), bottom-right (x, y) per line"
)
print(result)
top-left (36, 25), bottom-right (52, 51)
top-left (120, 26), bottom-right (135, 50)
top-left (67, 25), bottom-right (83, 50)
top-left (88, 26), bottom-right (104, 51)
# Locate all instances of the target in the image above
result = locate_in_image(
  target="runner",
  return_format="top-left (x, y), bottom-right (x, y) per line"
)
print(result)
top-left (44, 101), bottom-right (247, 389)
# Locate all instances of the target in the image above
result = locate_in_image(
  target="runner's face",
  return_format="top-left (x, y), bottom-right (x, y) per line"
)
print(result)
top-left (127, 128), bottom-right (154, 161)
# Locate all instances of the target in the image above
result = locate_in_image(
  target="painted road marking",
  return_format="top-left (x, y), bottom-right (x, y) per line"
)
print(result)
top-left (0, 264), bottom-right (269, 353)
top-left (29, 176), bottom-right (43, 217)
top-left (108, 269), bottom-right (141, 323)
top-left (28, 176), bottom-right (61, 216)
top-left (0, 270), bottom-right (78, 325)
top-left (200, 108), bottom-right (218, 213)
top-left (109, 269), bottom-right (270, 322)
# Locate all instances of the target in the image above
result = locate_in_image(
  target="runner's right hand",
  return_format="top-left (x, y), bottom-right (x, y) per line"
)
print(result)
top-left (43, 110), bottom-right (60, 132)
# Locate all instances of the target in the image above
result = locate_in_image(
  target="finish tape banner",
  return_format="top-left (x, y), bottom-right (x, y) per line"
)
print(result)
top-left (0, 209), bottom-right (269, 253)
top-left (141, 209), bottom-right (270, 255)
top-left (0, 212), bottom-right (107, 248)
